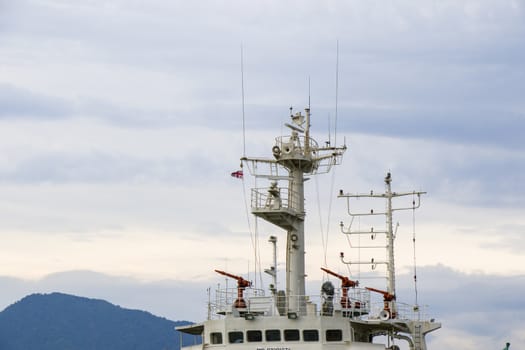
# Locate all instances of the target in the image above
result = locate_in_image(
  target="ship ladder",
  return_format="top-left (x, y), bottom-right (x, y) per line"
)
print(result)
top-left (413, 324), bottom-right (423, 350)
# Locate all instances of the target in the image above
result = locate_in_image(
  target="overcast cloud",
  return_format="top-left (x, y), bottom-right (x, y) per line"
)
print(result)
top-left (1, 1), bottom-right (524, 349)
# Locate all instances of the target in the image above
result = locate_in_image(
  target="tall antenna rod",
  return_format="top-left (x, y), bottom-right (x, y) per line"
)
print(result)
top-left (240, 44), bottom-right (246, 157)
top-left (308, 76), bottom-right (311, 110)
top-left (334, 40), bottom-right (339, 147)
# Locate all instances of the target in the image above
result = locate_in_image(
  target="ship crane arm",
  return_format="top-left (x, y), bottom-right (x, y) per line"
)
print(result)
top-left (321, 267), bottom-right (358, 288)
top-left (321, 267), bottom-right (359, 310)
top-left (366, 286), bottom-right (397, 319)
top-left (214, 269), bottom-right (251, 288)
top-left (215, 269), bottom-right (251, 309)
top-left (365, 286), bottom-right (395, 301)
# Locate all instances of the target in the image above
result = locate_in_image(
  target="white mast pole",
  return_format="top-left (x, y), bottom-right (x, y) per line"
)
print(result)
top-left (243, 106), bottom-right (345, 316)
top-left (385, 173), bottom-right (396, 297)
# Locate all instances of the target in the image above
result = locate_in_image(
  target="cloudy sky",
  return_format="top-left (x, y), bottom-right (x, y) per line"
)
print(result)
top-left (1, 0), bottom-right (524, 349)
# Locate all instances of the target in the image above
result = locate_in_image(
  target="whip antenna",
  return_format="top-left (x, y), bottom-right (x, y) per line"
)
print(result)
top-left (308, 76), bottom-right (311, 109)
top-left (241, 44), bottom-right (246, 157)
top-left (334, 40), bottom-right (339, 146)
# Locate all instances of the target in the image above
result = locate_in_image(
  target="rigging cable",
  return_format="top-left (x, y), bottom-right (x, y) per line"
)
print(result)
top-left (320, 41), bottom-right (342, 269)
top-left (323, 40), bottom-right (341, 268)
top-left (308, 74), bottom-right (330, 270)
top-left (240, 163), bottom-right (264, 290)
top-left (239, 45), bottom-right (263, 289)
top-left (309, 76), bottom-right (330, 269)
top-left (315, 176), bottom-right (327, 268)
top-left (344, 216), bottom-right (355, 277)
top-left (324, 156), bottom-right (338, 266)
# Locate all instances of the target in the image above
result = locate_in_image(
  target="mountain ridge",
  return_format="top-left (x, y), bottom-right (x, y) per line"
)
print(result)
top-left (0, 292), bottom-right (198, 350)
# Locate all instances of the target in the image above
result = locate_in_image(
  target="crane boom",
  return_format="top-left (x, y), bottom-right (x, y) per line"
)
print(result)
top-left (321, 267), bottom-right (359, 288)
top-left (215, 269), bottom-right (251, 309)
top-left (365, 287), bottom-right (395, 301)
top-left (215, 269), bottom-right (251, 288)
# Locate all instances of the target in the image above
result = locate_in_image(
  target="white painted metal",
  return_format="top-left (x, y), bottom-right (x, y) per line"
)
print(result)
top-left (264, 236), bottom-right (277, 295)
top-left (338, 173), bottom-right (427, 308)
top-left (338, 174), bottom-right (439, 349)
top-left (177, 107), bottom-right (440, 350)
top-left (243, 107), bottom-right (345, 315)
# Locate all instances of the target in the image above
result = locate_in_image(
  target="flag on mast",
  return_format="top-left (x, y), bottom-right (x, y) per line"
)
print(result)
top-left (231, 170), bottom-right (243, 179)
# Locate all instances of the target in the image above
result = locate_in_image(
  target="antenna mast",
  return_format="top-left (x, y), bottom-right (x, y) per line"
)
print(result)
top-left (339, 172), bottom-right (425, 318)
top-left (334, 40), bottom-right (339, 146)
top-left (240, 44), bottom-right (246, 157)
top-left (242, 106), bottom-right (345, 315)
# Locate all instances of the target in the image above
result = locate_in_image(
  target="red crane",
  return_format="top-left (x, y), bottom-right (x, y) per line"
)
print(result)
top-left (366, 287), bottom-right (396, 319)
top-left (321, 267), bottom-right (359, 309)
top-left (365, 287), bottom-right (395, 301)
top-left (215, 269), bottom-right (252, 309)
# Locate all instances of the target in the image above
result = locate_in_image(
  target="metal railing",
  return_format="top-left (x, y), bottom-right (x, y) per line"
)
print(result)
top-left (365, 301), bottom-right (435, 322)
top-left (209, 287), bottom-right (373, 319)
top-left (251, 187), bottom-right (301, 213)
top-left (274, 135), bottom-right (319, 157)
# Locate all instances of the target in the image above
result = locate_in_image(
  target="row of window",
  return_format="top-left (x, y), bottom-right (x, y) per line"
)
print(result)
top-left (209, 329), bottom-right (343, 344)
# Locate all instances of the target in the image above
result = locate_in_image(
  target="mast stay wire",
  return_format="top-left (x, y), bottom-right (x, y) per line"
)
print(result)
top-left (240, 45), bottom-right (264, 289)
top-left (308, 76), bottom-right (331, 271)
top-left (324, 41), bottom-right (341, 268)
top-left (334, 41), bottom-right (358, 282)
top-left (344, 216), bottom-right (355, 278)
top-left (241, 177), bottom-right (263, 289)
top-left (309, 75), bottom-right (329, 270)
top-left (315, 176), bottom-right (327, 268)
top-left (307, 75), bottom-right (330, 271)
top-left (319, 41), bottom-right (343, 277)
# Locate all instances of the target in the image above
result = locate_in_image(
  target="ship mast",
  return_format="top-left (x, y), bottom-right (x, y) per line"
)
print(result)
top-left (242, 107), bottom-right (345, 315)
top-left (339, 172), bottom-right (425, 317)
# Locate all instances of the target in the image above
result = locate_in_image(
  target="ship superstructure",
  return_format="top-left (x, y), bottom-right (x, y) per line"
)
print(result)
top-left (177, 107), bottom-right (440, 350)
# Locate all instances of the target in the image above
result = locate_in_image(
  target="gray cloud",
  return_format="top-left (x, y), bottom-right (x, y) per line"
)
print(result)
top-left (0, 3), bottom-right (524, 349)
top-left (481, 224), bottom-right (525, 254)
top-left (392, 265), bottom-right (524, 345)
top-left (0, 84), bottom-right (72, 119)
top-left (0, 271), bottom-right (209, 322)
top-left (0, 150), bottom-right (231, 185)
top-left (2, 0), bottom-right (524, 151)
top-left (334, 106), bottom-right (525, 150)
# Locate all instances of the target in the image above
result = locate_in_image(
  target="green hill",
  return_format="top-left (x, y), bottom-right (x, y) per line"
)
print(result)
top-left (0, 292), bottom-right (199, 350)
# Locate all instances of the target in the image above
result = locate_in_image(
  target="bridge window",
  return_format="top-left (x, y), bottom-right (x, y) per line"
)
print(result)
top-left (247, 330), bottom-right (262, 342)
top-left (326, 329), bottom-right (343, 342)
top-left (210, 332), bottom-right (223, 344)
top-left (284, 329), bottom-right (300, 341)
top-left (265, 329), bottom-right (281, 341)
top-left (228, 331), bottom-right (244, 344)
top-left (303, 329), bottom-right (319, 342)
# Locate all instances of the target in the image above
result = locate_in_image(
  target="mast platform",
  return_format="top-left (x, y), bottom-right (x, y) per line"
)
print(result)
top-left (250, 186), bottom-right (304, 231)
